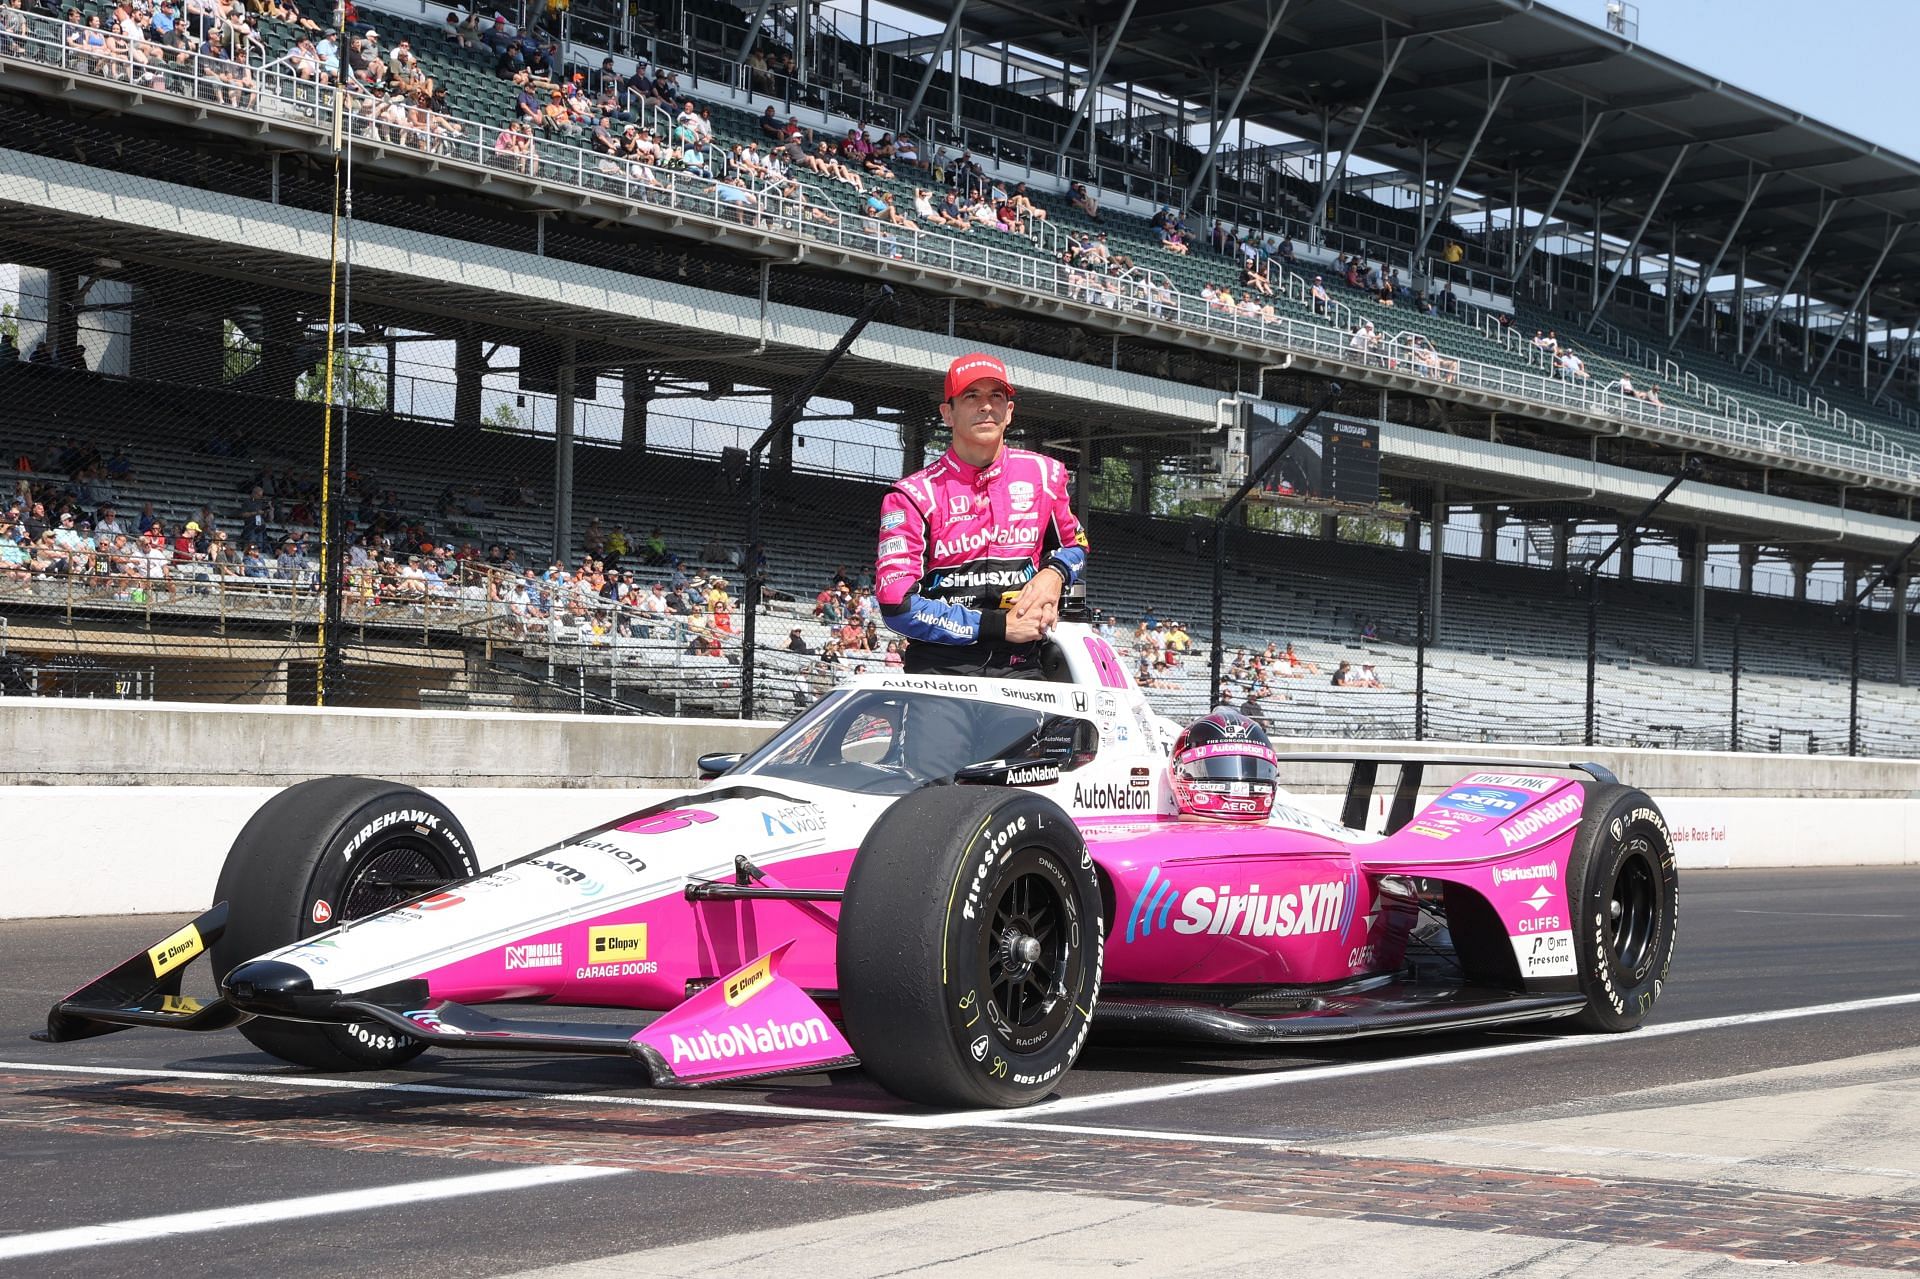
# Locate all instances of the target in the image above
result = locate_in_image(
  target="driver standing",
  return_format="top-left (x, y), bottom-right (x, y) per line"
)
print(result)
top-left (876, 353), bottom-right (1088, 677)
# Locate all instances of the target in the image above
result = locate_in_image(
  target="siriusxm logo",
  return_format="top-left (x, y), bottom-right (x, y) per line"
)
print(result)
top-left (1436, 786), bottom-right (1527, 814)
top-left (1125, 866), bottom-right (1357, 943)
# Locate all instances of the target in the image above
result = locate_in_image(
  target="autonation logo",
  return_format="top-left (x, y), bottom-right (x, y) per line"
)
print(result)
top-left (669, 1017), bottom-right (834, 1065)
top-left (1499, 794), bottom-right (1582, 847)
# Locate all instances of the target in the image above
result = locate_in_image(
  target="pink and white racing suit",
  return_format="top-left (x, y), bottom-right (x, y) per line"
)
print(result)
top-left (875, 446), bottom-right (1088, 674)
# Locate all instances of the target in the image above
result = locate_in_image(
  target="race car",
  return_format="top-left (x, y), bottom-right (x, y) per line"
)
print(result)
top-left (39, 622), bottom-right (1678, 1109)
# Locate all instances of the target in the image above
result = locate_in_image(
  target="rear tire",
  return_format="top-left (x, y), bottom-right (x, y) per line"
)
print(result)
top-left (838, 786), bottom-right (1102, 1108)
top-left (1566, 785), bottom-right (1678, 1032)
top-left (211, 777), bottom-right (479, 1070)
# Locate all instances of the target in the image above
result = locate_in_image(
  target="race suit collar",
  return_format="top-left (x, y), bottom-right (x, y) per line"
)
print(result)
top-left (940, 445), bottom-right (1004, 483)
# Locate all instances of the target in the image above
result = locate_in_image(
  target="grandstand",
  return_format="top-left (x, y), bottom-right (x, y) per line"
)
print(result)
top-left (2, 0), bottom-right (1919, 755)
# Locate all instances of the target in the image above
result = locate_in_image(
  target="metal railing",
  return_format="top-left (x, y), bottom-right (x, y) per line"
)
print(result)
top-left (8, 17), bottom-right (1920, 489)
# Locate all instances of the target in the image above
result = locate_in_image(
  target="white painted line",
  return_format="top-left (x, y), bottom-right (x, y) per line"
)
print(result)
top-left (892, 990), bottom-right (1920, 1128)
top-left (9, 990), bottom-right (1920, 1143)
top-left (0, 1164), bottom-right (625, 1260)
top-left (0, 1060), bottom-right (873, 1121)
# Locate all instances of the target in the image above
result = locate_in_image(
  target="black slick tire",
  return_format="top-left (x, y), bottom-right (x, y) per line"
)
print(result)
top-left (211, 776), bottom-right (480, 1070)
top-left (838, 785), bottom-right (1102, 1109)
top-left (1565, 784), bottom-right (1678, 1032)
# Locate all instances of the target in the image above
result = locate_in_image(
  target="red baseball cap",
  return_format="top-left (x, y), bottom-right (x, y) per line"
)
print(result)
top-left (944, 352), bottom-right (1014, 401)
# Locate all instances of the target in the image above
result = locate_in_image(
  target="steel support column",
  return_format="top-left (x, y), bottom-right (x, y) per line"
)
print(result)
top-left (1691, 525), bottom-right (1707, 668)
top-left (1872, 313), bottom-right (1920, 402)
top-left (1810, 219), bottom-right (1903, 386)
top-left (1742, 199), bottom-right (1838, 374)
top-left (1408, 76), bottom-right (1509, 273)
top-left (903, 0), bottom-right (967, 128)
top-left (1308, 38), bottom-right (1406, 231)
top-left (1054, 0), bottom-right (1138, 161)
top-left (733, 0), bottom-right (776, 74)
top-left (1512, 110), bottom-right (1606, 283)
top-left (1585, 144), bottom-right (1690, 330)
top-left (1669, 172), bottom-right (1768, 350)
top-left (1184, 0), bottom-right (1292, 207)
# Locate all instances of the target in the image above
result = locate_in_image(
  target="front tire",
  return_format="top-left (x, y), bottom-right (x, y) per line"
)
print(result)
top-left (1566, 785), bottom-right (1678, 1032)
top-left (838, 786), bottom-right (1102, 1108)
top-left (211, 777), bottom-right (480, 1070)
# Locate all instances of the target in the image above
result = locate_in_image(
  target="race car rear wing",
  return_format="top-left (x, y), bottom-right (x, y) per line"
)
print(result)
top-left (1270, 753), bottom-right (1618, 837)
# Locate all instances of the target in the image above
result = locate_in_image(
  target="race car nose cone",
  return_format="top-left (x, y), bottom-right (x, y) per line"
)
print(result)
top-left (221, 959), bottom-right (317, 1014)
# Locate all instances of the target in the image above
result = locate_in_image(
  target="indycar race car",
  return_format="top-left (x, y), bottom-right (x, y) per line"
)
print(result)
top-left (39, 623), bottom-right (1678, 1109)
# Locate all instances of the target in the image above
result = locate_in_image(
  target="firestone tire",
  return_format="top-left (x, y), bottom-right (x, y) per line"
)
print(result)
top-left (838, 785), bottom-right (1102, 1109)
top-left (210, 776), bottom-right (480, 1071)
top-left (1565, 784), bottom-right (1678, 1032)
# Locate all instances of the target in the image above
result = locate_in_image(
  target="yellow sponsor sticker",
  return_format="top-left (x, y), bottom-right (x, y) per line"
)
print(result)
top-left (587, 924), bottom-right (647, 961)
top-left (148, 923), bottom-right (204, 979)
top-left (723, 955), bottom-right (774, 1006)
top-left (159, 995), bottom-right (204, 1015)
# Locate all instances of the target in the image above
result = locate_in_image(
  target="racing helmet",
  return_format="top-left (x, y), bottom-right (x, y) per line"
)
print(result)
top-left (1169, 710), bottom-right (1278, 822)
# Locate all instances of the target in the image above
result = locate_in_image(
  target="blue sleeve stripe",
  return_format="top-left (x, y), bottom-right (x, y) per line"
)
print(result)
top-left (880, 596), bottom-right (982, 644)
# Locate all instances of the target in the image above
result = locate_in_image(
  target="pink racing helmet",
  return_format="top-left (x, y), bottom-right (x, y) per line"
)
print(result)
top-left (1169, 710), bottom-right (1278, 822)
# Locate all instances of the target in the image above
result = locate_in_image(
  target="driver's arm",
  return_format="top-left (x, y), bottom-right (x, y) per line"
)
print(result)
top-left (875, 485), bottom-right (1000, 646)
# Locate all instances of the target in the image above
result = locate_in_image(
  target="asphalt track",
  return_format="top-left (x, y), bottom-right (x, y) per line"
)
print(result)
top-left (5, 866), bottom-right (1920, 1277)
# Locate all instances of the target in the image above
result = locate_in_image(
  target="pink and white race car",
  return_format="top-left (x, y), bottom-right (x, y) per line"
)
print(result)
top-left (40, 623), bottom-right (1678, 1109)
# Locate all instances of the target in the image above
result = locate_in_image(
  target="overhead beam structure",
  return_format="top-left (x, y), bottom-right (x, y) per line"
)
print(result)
top-left (1183, 0), bottom-right (1291, 206)
top-left (1669, 169), bottom-right (1770, 350)
top-left (903, 0), bottom-right (968, 129)
top-left (1740, 198), bottom-right (1840, 375)
top-left (1407, 74), bottom-right (1510, 273)
top-left (1308, 38), bottom-right (1406, 232)
top-left (1586, 143), bottom-right (1691, 330)
top-left (1810, 220), bottom-right (1904, 386)
top-left (1053, 0), bottom-right (1140, 161)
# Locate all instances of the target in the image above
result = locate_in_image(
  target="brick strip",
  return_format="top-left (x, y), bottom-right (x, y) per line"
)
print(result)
top-left (3, 1071), bottom-right (1916, 1268)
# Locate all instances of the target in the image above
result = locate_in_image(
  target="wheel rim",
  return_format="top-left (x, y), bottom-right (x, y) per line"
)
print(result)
top-left (335, 845), bottom-right (453, 922)
top-left (980, 857), bottom-right (1076, 1053)
top-left (1606, 847), bottom-right (1659, 980)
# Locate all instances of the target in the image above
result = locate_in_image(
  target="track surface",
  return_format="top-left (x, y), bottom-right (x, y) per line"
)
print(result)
top-left (5, 866), bottom-right (1920, 1275)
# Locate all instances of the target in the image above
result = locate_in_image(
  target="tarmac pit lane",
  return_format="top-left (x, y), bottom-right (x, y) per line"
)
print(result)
top-left (4, 866), bottom-right (1920, 1277)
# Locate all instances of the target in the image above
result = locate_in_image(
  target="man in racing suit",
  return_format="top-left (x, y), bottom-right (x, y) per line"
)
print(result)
top-left (875, 352), bottom-right (1088, 678)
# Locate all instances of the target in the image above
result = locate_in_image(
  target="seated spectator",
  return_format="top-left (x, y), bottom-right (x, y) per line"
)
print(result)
top-left (1241, 256), bottom-right (1272, 296)
top-left (1068, 181), bottom-right (1101, 221)
top-left (758, 104), bottom-right (785, 143)
top-left (894, 134), bottom-right (919, 167)
top-left (1618, 371), bottom-right (1642, 399)
top-left (1331, 660), bottom-right (1356, 687)
top-left (1644, 383), bottom-right (1665, 407)
top-left (1310, 276), bottom-right (1330, 316)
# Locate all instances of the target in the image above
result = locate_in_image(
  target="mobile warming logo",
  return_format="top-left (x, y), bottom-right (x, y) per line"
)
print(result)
top-left (503, 942), bottom-right (563, 970)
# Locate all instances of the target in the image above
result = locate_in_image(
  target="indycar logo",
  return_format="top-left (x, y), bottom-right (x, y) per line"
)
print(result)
top-left (1496, 794), bottom-right (1582, 848)
top-left (504, 942), bottom-right (564, 970)
top-left (668, 1016), bottom-right (834, 1066)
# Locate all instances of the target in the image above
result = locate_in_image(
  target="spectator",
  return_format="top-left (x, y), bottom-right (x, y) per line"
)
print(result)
top-left (1331, 659), bottom-right (1355, 687)
top-left (1068, 181), bottom-right (1100, 221)
top-left (786, 627), bottom-right (811, 654)
top-left (1310, 276), bottom-right (1330, 316)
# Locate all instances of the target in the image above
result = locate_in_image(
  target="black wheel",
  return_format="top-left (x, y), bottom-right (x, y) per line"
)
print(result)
top-left (211, 777), bottom-right (480, 1070)
top-left (838, 785), bottom-right (1102, 1108)
top-left (1566, 785), bottom-right (1678, 1032)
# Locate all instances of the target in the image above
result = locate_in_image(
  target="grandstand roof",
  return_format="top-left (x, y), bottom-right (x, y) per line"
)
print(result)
top-left (923, 0), bottom-right (1920, 313)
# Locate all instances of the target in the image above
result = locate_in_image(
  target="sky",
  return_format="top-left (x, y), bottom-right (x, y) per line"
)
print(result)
top-left (1533, 0), bottom-right (1920, 163)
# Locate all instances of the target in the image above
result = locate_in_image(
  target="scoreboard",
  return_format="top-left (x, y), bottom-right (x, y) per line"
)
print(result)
top-left (1243, 402), bottom-right (1381, 505)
